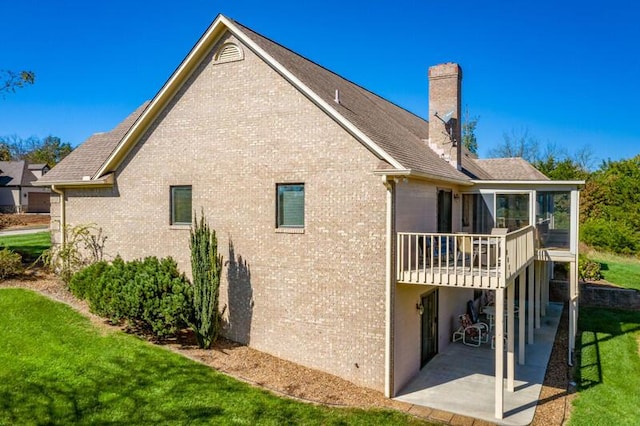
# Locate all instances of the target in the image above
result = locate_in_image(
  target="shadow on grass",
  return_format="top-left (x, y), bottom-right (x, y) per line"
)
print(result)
top-left (0, 347), bottom-right (237, 424)
top-left (575, 307), bottom-right (640, 392)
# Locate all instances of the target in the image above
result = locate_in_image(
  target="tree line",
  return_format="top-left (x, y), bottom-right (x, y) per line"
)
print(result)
top-left (0, 135), bottom-right (72, 166)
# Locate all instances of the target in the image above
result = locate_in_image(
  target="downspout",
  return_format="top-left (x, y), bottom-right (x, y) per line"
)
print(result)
top-left (382, 175), bottom-right (395, 398)
top-left (51, 185), bottom-right (66, 246)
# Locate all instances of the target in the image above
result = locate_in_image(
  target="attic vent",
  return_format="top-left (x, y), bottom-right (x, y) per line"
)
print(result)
top-left (214, 43), bottom-right (244, 63)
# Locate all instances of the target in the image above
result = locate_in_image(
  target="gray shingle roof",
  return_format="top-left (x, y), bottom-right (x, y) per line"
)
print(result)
top-left (0, 161), bottom-right (46, 187)
top-left (474, 158), bottom-right (550, 181)
top-left (234, 21), bottom-right (470, 182)
top-left (42, 16), bottom-right (547, 186)
top-left (39, 102), bottom-right (150, 183)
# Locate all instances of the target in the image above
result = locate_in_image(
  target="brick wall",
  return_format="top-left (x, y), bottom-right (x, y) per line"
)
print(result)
top-left (57, 32), bottom-right (388, 391)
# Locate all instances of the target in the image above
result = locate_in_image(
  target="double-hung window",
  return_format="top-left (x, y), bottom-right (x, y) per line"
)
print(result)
top-left (171, 186), bottom-right (192, 225)
top-left (276, 183), bottom-right (304, 229)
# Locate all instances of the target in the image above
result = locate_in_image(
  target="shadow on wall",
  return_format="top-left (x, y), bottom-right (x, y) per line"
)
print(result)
top-left (225, 238), bottom-right (253, 344)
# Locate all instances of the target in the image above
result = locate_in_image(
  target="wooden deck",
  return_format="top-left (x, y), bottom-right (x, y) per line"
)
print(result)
top-left (397, 227), bottom-right (535, 289)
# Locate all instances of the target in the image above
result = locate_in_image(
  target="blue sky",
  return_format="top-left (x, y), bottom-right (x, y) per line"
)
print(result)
top-left (2, 0), bottom-right (638, 167)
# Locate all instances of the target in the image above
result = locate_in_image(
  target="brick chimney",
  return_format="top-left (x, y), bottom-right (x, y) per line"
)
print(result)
top-left (428, 63), bottom-right (462, 170)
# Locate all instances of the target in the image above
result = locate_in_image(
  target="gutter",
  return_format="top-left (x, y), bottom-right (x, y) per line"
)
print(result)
top-left (33, 173), bottom-right (115, 189)
top-left (374, 168), bottom-right (473, 186)
top-left (50, 185), bottom-right (66, 246)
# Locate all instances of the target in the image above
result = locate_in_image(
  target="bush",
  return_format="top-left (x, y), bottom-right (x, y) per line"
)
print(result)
top-left (189, 212), bottom-right (223, 349)
top-left (580, 218), bottom-right (639, 255)
top-left (69, 261), bottom-right (109, 299)
top-left (43, 224), bottom-right (107, 283)
top-left (72, 256), bottom-right (192, 338)
top-left (0, 249), bottom-right (23, 279)
top-left (579, 255), bottom-right (603, 281)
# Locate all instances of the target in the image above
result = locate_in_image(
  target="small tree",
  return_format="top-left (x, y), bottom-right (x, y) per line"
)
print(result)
top-left (189, 211), bottom-right (223, 349)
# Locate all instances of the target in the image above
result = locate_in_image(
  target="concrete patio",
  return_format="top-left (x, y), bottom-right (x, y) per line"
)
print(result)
top-left (395, 302), bottom-right (563, 425)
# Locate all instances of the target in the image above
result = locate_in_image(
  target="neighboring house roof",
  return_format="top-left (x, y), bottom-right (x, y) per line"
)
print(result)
top-left (0, 160), bottom-right (49, 187)
top-left (41, 15), bottom-right (547, 187)
top-left (474, 158), bottom-right (550, 181)
top-left (28, 163), bottom-right (48, 170)
top-left (38, 102), bottom-right (150, 184)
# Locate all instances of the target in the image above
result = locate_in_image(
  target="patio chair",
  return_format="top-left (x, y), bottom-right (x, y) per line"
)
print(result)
top-left (455, 234), bottom-right (477, 268)
top-left (452, 313), bottom-right (489, 347)
top-left (491, 227), bottom-right (509, 235)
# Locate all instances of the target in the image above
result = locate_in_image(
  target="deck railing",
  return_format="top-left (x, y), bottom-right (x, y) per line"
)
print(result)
top-left (397, 226), bottom-right (535, 289)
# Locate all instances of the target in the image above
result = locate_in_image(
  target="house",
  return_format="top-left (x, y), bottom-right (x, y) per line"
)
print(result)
top-left (0, 161), bottom-right (51, 213)
top-left (36, 15), bottom-right (582, 420)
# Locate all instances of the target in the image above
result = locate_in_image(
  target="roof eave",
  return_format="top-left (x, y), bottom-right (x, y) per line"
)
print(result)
top-left (34, 173), bottom-right (115, 189)
top-left (471, 179), bottom-right (584, 185)
top-left (375, 168), bottom-right (473, 186)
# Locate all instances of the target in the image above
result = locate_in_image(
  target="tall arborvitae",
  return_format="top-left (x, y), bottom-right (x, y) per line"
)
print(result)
top-left (189, 211), bottom-right (223, 349)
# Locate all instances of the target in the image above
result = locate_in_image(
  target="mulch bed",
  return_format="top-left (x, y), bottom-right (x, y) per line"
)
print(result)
top-left (0, 214), bottom-right (50, 230)
top-left (1, 271), bottom-right (576, 425)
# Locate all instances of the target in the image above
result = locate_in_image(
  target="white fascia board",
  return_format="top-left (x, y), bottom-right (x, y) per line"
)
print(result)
top-left (373, 168), bottom-right (473, 186)
top-left (470, 180), bottom-right (584, 191)
top-left (223, 18), bottom-right (405, 171)
top-left (33, 173), bottom-right (115, 188)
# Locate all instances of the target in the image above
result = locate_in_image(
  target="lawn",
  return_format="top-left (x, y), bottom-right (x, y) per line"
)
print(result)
top-left (0, 231), bottom-right (51, 261)
top-left (0, 288), bottom-right (428, 425)
top-left (587, 250), bottom-right (640, 291)
top-left (569, 307), bottom-right (640, 425)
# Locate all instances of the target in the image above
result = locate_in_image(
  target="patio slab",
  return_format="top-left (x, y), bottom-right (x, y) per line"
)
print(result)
top-left (395, 302), bottom-right (563, 425)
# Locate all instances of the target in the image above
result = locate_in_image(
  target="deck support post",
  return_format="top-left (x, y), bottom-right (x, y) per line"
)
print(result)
top-left (527, 264), bottom-right (534, 344)
top-left (495, 287), bottom-right (505, 419)
top-left (569, 259), bottom-right (578, 364)
top-left (507, 282), bottom-right (515, 391)
top-left (518, 270), bottom-right (526, 364)
top-left (535, 261), bottom-right (541, 328)
top-left (541, 262), bottom-right (548, 317)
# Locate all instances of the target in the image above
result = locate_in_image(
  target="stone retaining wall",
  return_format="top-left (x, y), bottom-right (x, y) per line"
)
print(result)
top-left (550, 280), bottom-right (640, 310)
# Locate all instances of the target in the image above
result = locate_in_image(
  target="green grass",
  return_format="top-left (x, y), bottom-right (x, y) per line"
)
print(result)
top-left (569, 307), bottom-right (640, 425)
top-left (0, 288), bottom-right (427, 425)
top-left (587, 250), bottom-right (640, 291)
top-left (0, 231), bottom-right (51, 261)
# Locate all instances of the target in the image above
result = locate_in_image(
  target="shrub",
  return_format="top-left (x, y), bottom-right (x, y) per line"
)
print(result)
top-left (43, 224), bottom-right (107, 283)
top-left (69, 261), bottom-right (109, 299)
top-left (0, 249), bottom-right (23, 279)
top-left (72, 256), bottom-right (192, 338)
top-left (189, 212), bottom-right (224, 349)
top-left (578, 255), bottom-right (603, 281)
top-left (580, 218), bottom-right (639, 255)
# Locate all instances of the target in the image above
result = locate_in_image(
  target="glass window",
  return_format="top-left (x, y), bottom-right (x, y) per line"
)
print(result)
top-left (171, 186), bottom-right (192, 225)
top-left (536, 191), bottom-right (570, 249)
top-left (277, 184), bottom-right (304, 228)
top-left (495, 193), bottom-right (530, 231)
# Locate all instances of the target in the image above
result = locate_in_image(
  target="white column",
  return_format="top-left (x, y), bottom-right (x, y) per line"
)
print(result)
top-left (527, 264), bottom-right (534, 344)
top-left (507, 282), bottom-right (515, 391)
top-left (519, 271), bottom-right (526, 364)
top-left (535, 261), bottom-right (541, 329)
top-left (541, 262), bottom-right (547, 317)
top-left (569, 260), bottom-right (579, 363)
top-left (495, 287), bottom-right (505, 419)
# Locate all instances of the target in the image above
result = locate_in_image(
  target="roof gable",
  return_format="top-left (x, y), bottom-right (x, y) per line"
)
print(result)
top-left (47, 14), bottom-right (466, 185)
